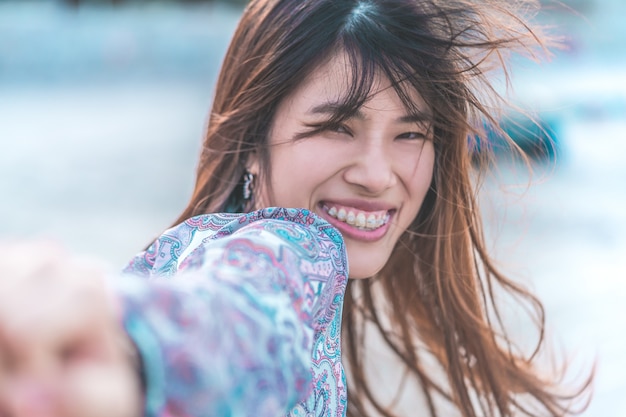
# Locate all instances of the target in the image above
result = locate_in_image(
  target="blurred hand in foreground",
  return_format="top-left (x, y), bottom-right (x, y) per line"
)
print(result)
top-left (0, 241), bottom-right (142, 417)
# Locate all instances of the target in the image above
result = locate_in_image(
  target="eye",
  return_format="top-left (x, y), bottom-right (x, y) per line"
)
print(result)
top-left (396, 131), bottom-right (426, 140)
top-left (294, 121), bottom-right (353, 141)
top-left (328, 123), bottom-right (352, 135)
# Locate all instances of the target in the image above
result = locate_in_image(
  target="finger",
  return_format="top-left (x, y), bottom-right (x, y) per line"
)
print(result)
top-left (60, 360), bottom-right (142, 417)
top-left (0, 376), bottom-right (60, 417)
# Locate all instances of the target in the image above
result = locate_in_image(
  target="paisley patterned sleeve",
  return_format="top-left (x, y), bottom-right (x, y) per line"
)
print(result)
top-left (116, 208), bottom-right (348, 417)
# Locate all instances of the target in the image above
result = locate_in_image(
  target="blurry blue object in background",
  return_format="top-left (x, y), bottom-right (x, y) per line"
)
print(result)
top-left (471, 112), bottom-right (562, 161)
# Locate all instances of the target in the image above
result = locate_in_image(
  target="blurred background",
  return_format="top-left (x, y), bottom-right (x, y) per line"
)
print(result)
top-left (0, 0), bottom-right (624, 415)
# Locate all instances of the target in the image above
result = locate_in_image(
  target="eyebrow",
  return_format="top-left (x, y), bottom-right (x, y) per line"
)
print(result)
top-left (308, 102), bottom-right (433, 124)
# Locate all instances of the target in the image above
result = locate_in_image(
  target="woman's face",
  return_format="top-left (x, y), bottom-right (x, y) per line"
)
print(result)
top-left (257, 53), bottom-right (435, 279)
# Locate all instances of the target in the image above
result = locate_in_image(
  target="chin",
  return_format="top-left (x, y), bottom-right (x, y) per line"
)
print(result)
top-left (345, 247), bottom-right (390, 279)
top-left (346, 261), bottom-right (386, 279)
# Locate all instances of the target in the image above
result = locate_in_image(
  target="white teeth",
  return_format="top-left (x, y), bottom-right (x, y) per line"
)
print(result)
top-left (325, 205), bottom-right (389, 230)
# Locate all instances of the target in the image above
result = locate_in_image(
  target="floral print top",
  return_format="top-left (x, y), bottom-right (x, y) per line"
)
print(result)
top-left (117, 208), bottom-right (349, 417)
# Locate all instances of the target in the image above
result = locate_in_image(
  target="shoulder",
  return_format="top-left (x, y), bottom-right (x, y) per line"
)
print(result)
top-left (123, 208), bottom-right (345, 277)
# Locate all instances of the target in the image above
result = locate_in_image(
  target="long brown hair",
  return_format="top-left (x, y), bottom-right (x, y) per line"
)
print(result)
top-left (173, 0), bottom-right (592, 415)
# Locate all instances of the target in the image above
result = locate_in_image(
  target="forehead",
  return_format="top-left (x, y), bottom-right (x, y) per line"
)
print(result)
top-left (286, 50), bottom-right (429, 113)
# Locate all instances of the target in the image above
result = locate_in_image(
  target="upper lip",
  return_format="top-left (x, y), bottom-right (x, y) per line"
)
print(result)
top-left (320, 198), bottom-right (396, 212)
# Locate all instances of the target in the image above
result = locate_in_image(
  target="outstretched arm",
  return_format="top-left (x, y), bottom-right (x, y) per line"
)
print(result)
top-left (0, 209), bottom-right (347, 417)
top-left (120, 208), bottom-right (348, 417)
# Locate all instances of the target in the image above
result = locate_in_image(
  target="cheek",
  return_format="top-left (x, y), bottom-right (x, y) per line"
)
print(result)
top-left (397, 145), bottom-right (435, 226)
top-left (267, 142), bottom-right (346, 208)
top-left (411, 163), bottom-right (434, 200)
top-left (403, 144), bottom-right (435, 194)
top-left (266, 147), bottom-right (315, 207)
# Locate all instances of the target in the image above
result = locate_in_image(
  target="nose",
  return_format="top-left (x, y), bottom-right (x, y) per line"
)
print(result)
top-left (343, 140), bottom-right (397, 195)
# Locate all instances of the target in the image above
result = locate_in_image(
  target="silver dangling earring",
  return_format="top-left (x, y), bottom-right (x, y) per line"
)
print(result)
top-left (242, 171), bottom-right (255, 201)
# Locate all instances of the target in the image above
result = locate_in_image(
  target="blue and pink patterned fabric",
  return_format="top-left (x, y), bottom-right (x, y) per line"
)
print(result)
top-left (117, 208), bottom-right (349, 417)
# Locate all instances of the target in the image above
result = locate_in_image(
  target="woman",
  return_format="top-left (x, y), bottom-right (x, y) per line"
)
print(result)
top-left (0, 0), bottom-right (591, 416)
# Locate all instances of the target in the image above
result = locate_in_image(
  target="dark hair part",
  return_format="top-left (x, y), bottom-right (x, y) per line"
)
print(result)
top-left (173, 0), bottom-right (592, 416)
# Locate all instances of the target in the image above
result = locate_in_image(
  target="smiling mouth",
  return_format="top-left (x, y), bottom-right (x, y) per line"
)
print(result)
top-left (321, 203), bottom-right (391, 231)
